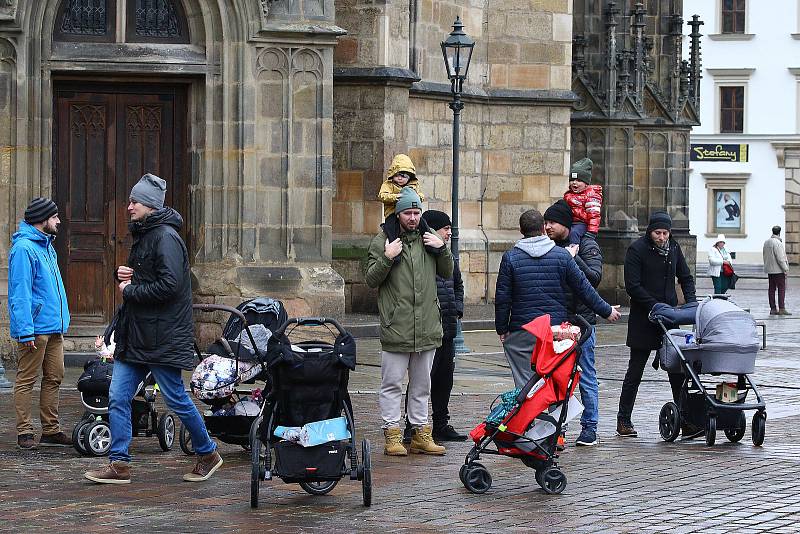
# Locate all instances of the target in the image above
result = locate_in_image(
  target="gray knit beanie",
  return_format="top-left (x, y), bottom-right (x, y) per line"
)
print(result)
top-left (130, 173), bottom-right (167, 209)
top-left (394, 186), bottom-right (423, 214)
top-left (570, 158), bottom-right (593, 184)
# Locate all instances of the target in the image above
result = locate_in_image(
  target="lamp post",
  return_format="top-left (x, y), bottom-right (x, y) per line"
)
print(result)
top-left (441, 17), bottom-right (474, 354)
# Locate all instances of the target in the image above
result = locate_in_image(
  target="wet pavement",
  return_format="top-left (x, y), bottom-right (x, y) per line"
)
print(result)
top-left (2, 277), bottom-right (800, 532)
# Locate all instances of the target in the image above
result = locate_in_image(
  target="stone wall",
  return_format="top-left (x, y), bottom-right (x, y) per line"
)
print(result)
top-left (778, 144), bottom-right (800, 264)
top-left (332, 0), bottom-right (575, 311)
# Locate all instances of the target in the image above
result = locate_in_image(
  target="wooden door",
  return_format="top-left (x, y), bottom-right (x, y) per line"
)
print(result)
top-left (53, 83), bottom-right (188, 323)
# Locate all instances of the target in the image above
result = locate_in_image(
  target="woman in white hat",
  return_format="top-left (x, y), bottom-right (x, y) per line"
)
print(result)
top-left (708, 234), bottom-right (734, 294)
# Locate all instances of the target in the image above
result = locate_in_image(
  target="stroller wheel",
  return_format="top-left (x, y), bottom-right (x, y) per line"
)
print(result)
top-left (724, 412), bottom-right (747, 443)
top-left (752, 411), bottom-right (766, 446)
top-left (539, 467), bottom-right (567, 495)
top-left (179, 422), bottom-right (195, 456)
top-left (300, 480), bottom-right (338, 496)
top-left (83, 420), bottom-right (111, 456)
top-left (72, 420), bottom-right (92, 456)
top-left (157, 413), bottom-right (175, 451)
top-left (250, 415), bottom-right (264, 509)
top-left (361, 438), bottom-right (372, 507)
top-left (705, 416), bottom-right (717, 447)
top-left (463, 464), bottom-right (492, 494)
top-left (659, 402), bottom-right (681, 442)
top-left (459, 464), bottom-right (468, 485)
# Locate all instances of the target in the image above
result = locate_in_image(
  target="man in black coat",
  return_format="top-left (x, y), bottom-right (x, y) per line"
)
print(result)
top-left (617, 211), bottom-right (696, 438)
top-left (544, 200), bottom-right (603, 447)
top-left (85, 174), bottom-right (222, 485)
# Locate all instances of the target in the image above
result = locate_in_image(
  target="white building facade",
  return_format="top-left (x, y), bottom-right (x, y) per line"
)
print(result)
top-left (687, 0), bottom-right (800, 267)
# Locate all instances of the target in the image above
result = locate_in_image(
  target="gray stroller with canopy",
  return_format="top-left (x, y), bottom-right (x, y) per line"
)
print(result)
top-left (650, 296), bottom-right (766, 446)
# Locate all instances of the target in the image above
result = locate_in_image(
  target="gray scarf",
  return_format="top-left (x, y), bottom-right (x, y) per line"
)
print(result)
top-left (655, 241), bottom-right (669, 257)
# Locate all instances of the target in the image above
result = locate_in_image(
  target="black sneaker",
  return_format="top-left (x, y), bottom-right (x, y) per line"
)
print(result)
top-left (616, 420), bottom-right (638, 437)
top-left (681, 423), bottom-right (705, 440)
top-left (432, 424), bottom-right (467, 442)
top-left (575, 428), bottom-right (598, 446)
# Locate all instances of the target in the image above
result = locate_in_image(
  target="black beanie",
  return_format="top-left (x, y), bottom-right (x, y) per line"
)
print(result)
top-left (543, 199), bottom-right (574, 229)
top-left (24, 197), bottom-right (58, 224)
top-left (422, 210), bottom-right (452, 230)
top-left (646, 211), bottom-right (672, 233)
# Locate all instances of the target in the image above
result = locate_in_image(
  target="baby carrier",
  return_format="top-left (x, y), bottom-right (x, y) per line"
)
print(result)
top-left (651, 295), bottom-right (766, 446)
top-left (249, 317), bottom-right (372, 508)
top-left (461, 314), bottom-right (589, 495)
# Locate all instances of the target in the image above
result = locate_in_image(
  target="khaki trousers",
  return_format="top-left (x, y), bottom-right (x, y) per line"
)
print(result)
top-left (14, 334), bottom-right (65, 436)
top-left (379, 349), bottom-right (435, 428)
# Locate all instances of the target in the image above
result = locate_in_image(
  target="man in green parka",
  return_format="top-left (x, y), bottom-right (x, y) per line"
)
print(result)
top-left (365, 186), bottom-right (454, 456)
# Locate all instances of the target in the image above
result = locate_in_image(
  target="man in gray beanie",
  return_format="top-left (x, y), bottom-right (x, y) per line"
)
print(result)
top-left (85, 173), bottom-right (222, 484)
top-left (365, 187), bottom-right (454, 456)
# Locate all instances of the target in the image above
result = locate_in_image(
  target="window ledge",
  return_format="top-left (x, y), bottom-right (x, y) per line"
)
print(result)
top-left (792, 34), bottom-right (800, 40)
top-left (706, 233), bottom-right (747, 238)
top-left (708, 33), bottom-right (755, 41)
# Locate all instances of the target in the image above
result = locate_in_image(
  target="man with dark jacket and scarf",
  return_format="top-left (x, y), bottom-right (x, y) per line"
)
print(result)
top-left (495, 209), bottom-right (620, 389)
top-left (85, 174), bottom-right (221, 484)
top-left (544, 199), bottom-right (603, 447)
top-left (617, 211), bottom-right (696, 438)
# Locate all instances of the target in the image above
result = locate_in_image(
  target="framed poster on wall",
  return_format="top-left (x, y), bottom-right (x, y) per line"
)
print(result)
top-left (715, 190), bottom-right (741, 230)
top-left (703, 173), bottom-right (749, 238)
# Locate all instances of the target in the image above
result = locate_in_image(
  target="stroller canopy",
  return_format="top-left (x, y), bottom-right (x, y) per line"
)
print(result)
top-left (695, 297), bottom-right (759, 353)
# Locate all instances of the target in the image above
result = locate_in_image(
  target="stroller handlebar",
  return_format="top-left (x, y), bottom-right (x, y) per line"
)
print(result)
top-left (276, 317), bottom-right (347, 336)
top-left (572, 314), bottom-right (592, 345)
top-left (191, 304), bottom-right (258, 356)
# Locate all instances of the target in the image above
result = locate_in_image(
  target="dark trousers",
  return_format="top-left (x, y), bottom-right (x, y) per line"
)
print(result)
top-left (430, 339), bottom-right (456, 429)
top-left (404, 339), bottom-right (455, 430)
top-left (768, 273), bottom-right (787, 310)
top-left (617, 347), bottom-right (683, 424)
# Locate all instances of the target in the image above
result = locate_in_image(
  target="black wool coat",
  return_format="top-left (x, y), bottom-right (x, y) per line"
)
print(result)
top-left (114, 208), bottom-right (195, 370)
top-left (437, 259), bottom-right (464, 341)
top-left (556, 233), bottom-right (603, 326)
top-left (624, 235), bottom-right (696, 350)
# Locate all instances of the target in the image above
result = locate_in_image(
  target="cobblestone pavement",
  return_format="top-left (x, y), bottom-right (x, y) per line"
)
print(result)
top-left (3, 277), bottom-right (800, 532)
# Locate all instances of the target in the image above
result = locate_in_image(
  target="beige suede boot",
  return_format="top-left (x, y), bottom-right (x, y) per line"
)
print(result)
top-left (384, 427), bottom-right (408, 456)
top-left (410, 425), bottom-right (446, 455)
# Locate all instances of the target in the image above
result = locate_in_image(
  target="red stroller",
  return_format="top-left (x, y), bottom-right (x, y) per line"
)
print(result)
top-left (460, 314), bottom-right (589, 495)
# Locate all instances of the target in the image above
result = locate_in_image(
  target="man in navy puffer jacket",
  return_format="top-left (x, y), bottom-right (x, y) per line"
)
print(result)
top-left (495, 209), bottom-right (620, 387)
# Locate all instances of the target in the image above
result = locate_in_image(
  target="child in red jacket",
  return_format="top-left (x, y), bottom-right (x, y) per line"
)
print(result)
top-left (563, 157), bottom-right (603, 245)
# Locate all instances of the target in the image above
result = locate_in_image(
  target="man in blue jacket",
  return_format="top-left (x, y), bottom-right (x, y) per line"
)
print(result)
top-left (495, 209), bottom-right (620, 388)
top-left (9, 198), bottom-right (71, 450)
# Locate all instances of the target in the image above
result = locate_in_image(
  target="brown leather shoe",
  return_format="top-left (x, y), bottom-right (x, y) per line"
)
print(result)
top-left (40, 431), bottom-right (72, 447)
top-left (779, 309), bottom-right (793, 316)
top-left (17, 434), bottom-right (37, 450)
top-left (616, 420), bottom-right (638, 438)
top-left (84, 462), bottom-right (131, 484)
top-left (183, 450), bottom-right (223, 482)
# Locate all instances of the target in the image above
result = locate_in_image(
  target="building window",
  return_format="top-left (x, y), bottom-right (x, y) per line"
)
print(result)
top-left (703, 174), bottom-right (750, 238)
top-left (720, 86), bottom-right (744, 133)
top-left (54, 0), bottom-right (116, 42)
top-left (126, 0), bottom-right (189, 43)
top-left (721, 0), bottom-right (746, 34)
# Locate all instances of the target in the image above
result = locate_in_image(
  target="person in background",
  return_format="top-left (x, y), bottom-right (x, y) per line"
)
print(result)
top-left (763, 225), bottom-right (791, 315)
top-left (708, 234), bottom-right (734, 295)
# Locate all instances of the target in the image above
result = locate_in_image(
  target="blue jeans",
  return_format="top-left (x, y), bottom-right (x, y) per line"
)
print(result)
top-left (577, 327), bottom-right (598, 432)
top-left (108, 360), bottom-right (215, 463)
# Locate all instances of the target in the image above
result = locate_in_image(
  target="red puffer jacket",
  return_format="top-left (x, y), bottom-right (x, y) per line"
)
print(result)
top-left (564, 185), bottom-right (603, 233)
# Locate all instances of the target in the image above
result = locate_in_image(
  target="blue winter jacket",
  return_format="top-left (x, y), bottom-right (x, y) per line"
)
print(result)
top-left (495, 235), bottom-right (612, 334)
top-left (8, 221), bottom-right (70, 342)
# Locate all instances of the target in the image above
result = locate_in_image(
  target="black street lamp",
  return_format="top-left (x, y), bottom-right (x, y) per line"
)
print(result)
top-left (441, 17), bottom-right (474, 354)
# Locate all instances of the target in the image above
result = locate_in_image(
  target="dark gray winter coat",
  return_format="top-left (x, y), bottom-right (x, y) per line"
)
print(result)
top-left (555, 233), bottom-right (603, 326)
top-left (114, 208), bottom-right (195, 370)
top-left (437, 260), bottom-right (464, 341)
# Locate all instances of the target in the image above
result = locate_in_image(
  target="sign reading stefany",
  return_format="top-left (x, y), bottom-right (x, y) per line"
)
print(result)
top-left (690, 144), bottom-right (748, 162)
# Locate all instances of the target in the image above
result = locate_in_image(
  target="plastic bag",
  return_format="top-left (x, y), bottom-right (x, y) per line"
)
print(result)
top-left (274, 416), bottom-right (351, 447)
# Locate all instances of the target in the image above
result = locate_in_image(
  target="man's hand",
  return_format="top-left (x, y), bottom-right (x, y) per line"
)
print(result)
top-left (423, 231), bottom-right (444, 249)
top-left (566, 244), bottom-right (579, 258)
top-left (118, 280), bottom-right (131, 293)
top-left (605, 305), bottom-right (621, 322)
top-left (384, 238), bottom-right (402, 260)
top-left (117, 266), bottom-right (134, 281)
top-left (499, 333), bottom-right (507, 343)
top-left (22, 340), bottom-right (36, 349)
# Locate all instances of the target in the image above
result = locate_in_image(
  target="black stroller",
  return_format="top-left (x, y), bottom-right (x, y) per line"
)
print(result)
top-left (72, 360), bottom-right (175, 456)
top-left (651, 296), bottom-right (767, 446)
top-left (250, 317), bottom-right (372, 508)
top-left (181, 299), bottom-right (287, 454)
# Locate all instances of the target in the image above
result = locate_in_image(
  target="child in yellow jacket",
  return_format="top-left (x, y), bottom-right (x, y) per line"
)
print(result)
top-left (378, 154), bottom-right (426, 218)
